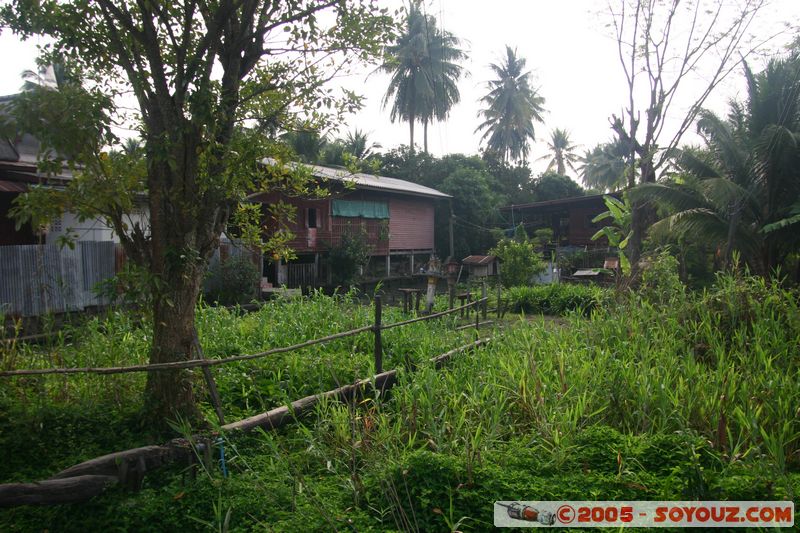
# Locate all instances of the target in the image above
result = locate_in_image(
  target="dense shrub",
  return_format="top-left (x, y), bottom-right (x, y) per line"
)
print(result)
top-left (506, 283), bottom-right (609, 315)
top-left (637, 249), bottom-right (685, 304)
top-left (490, 234), bottom-right (546, 288)
top-left (327, 228), bottom-right (372, 286)
top-left (203, 255), bottom-right (259, 306)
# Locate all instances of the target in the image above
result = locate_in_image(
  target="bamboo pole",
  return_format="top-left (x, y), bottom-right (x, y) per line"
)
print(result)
top-left (373, 295), bottom-right (383, 374)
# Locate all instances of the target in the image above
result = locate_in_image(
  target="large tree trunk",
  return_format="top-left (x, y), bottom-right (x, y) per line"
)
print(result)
top-left (409, 118), bottom-right (415, 152)
top-left (144, 272), bottom-right (203, 424)
top-left (423, 118), bottom-right (428, 153)
top-left (629, 159), bottom-right (656, 269)
top-left (140, 127), bottom-right (223, 425)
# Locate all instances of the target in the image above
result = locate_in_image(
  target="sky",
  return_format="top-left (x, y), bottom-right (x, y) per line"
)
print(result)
top-left (1, 0), bottom-right (799, 178)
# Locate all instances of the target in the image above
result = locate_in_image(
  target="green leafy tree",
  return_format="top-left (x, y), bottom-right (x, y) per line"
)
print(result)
top-left (328, 225), bottom-right (372, 286)
top-left (1, 0), bottom-right (392, 422)
top-left (378, 2), bottom-right (466, 153)
top-left (281, 129), bottom-right (328, 164)
top-left (530, 170), bottom-right (584, 202)
top-left (540, 128), bottom-right (579, 176)
top-left (343, 129), bottom-right (381, 161)
top-left (482, 150), bottom-right (535, 205)
top-left (490, 225), bottom-right (546, 287)
top-left (476, 46), bottom-right (545, 163)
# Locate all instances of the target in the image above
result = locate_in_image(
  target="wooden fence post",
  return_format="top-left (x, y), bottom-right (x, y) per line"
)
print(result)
top-left (373, 295), bottom-right (383, 374)
top-left (193, 333), bottom-right (226, 426)
top-left (482, 282), bottom-right (487, 320)
top-left (496, 283), bottom-right (502, 318)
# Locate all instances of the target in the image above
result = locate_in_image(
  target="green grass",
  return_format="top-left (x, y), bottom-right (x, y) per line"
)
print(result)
top-left (1, 274), bottom-right (799, 531)
top-left (505, 283), bottom-right (609, 316)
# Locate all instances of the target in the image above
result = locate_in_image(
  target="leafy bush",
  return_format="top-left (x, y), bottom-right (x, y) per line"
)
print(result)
top-left (637, 249), bottom-right (684, 304)
top-left (203, 255), bottom-right (259, 306)
top-left (327, 226), bottom-right (372, 286)
top-left (490, 230), bottom-right (546, 287)
top-left (506, 283), bottom-right (609, 315)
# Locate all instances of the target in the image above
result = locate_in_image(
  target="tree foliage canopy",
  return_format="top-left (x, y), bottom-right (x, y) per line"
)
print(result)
top-left (0, 0), bottom-right (394, 421)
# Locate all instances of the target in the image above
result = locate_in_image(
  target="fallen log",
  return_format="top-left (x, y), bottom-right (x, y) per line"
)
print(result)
top-left (0, 475), bottom-right (118, 507)
top-left (222, 370), bottom-right (398, 433)
top-left (51, 443), bottom-right (190, 481)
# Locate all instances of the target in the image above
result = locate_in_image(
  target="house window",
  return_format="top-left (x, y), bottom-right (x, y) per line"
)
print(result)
top-left (307, 207), bottom-right (318, 229)
top-left (331, 199), bottom-right (389, 219)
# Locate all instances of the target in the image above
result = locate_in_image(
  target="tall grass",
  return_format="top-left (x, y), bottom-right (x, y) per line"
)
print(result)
top-left (2, 272), bottom-right (799, 531)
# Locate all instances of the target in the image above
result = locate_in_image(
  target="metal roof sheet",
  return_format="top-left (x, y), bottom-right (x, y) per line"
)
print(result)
top-left (501, 192), bottom-right (620, 211)
top-left (262, 159), bottom-right (450, 199)
top-left (462, 255), bottom-right (496, 265)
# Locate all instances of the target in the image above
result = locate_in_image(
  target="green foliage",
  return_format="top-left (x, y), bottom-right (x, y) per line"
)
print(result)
top-left (327, 226), bottom-right (372, 286)
top-left (539, 128), bottom-right (580, 176)
top-left (532, 227), bottom-right (553, 247)
top-left (0, 0), bottom-right (396, 419)
top-left (477, 46), bottom-right (545, 162)
top-left (506, 283), bottom-right (609, 315)
top-left (530, 170), bottom-right (584, 201)
top-left (378, 2), bottom-right (466, 151)
top-left (592, 194), bottom-right (633, 275)
top-left (578, 138), bottom-right (630, 192)
top-left (203, 256), bottom-right (260, 306)
top-left (490, 236), bottom-right (546, 288)
top-left (2, 274), bottom-right (800, 530)
top-left (631, 55), bottom-right (800, 276)
top-left (638, 250), bottom-right (685, 305)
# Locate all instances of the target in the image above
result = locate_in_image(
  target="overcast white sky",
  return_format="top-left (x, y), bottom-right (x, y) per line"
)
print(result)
top-left (1, 0), bottom-right (799, 177)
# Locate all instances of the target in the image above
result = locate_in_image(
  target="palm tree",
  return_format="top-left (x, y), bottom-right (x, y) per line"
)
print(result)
top-left (579, 139), bottom-right (630, 192)
top-left (343, 129), bottom-right (381, 160)
top-left (476, 46), bottom-right (545, 163)
top-left (631, 56), bottom-right (800, 275)
top-left (378, 2), bottom-right (465, 153)
top-left (540, 128), bottom-right (579, 175)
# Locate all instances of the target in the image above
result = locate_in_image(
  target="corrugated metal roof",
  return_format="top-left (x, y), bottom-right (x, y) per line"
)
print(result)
top-left (501, 192), bottom-right (619, 211)
top-left (462, 255), bottom-right (496, 265)
top-left (262, 159), bottom-right (450, 199)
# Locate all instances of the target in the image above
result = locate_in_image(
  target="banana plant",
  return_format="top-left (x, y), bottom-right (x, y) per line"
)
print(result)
top-left (591, 195), bottom-right (633, 275)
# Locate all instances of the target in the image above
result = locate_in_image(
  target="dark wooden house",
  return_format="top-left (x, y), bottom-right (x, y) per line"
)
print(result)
top-left (502, 193), bottom-right (619, 247)
top-left (252, 162), bottom-right (450, 288)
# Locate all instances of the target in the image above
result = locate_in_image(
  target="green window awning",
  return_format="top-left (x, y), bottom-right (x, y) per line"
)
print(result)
top-left (332, 199), bottom-right (389, 219)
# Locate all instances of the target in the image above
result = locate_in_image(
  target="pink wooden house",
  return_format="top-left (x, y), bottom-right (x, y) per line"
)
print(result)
top-left (251, 162), bottom-right (450, 288)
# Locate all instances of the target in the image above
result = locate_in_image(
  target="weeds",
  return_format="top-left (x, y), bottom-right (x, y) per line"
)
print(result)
top-left (1, 272), bottom-right (798, 531)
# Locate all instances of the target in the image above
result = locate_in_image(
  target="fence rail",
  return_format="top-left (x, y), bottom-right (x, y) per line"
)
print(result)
top-left (0, 297), bottom-right (488, 378)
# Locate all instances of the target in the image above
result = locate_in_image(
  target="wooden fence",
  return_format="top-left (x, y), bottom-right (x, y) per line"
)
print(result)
top-left (0, 295), bottom-right (492, 507)
top-left (287, 262), bottom-right (317, 288)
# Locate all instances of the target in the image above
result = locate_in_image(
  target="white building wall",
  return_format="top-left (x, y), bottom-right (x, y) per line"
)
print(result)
top-left (46, 207), bottom-right (150, 244)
